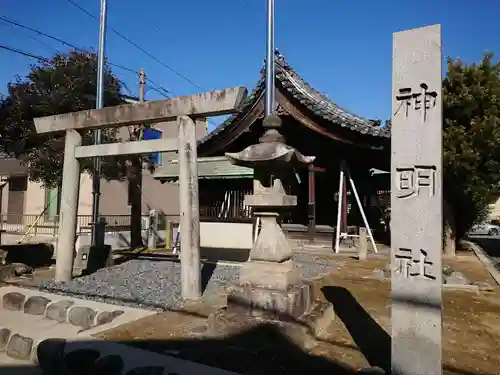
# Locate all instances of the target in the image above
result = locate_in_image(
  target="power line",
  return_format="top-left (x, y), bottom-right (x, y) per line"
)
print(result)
top-left (2, 12), bottom-right (217, 128)
top-left (0, 15), bottom-right (172, 99)
top-left (63, 0), bottom-right (207, 91)
top-left (0, 16), bottom-right (81, 50)
top-left (147, 85), bottom-right (171, 98)
top-left (120, 81), bottom-right (136, 98)
top-left (24, 33), bottom-right (60, 55)
top-left (2, 44), bottom-right (216, 127)
top-left (0, 44), bottom-right (50, 62)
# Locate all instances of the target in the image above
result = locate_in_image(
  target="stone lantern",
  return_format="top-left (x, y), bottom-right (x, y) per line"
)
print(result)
top-left (225, 113), bottom-right (315, 319)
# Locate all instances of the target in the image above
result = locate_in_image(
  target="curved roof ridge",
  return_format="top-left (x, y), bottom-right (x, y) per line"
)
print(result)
top-left (198, 51), bottom-right (390, 148)
top-left (276, 53), bottom-right (369, 123)
top-left (275, 51), bottom-right (390, 138)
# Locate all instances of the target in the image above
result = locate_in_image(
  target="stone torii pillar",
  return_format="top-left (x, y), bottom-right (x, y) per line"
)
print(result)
top-left (33, 87), bottom-right (248, 294)
top-left (56, 129), bottom-right (83, 281)
top-left (177, 115), bottom-right (201, 300)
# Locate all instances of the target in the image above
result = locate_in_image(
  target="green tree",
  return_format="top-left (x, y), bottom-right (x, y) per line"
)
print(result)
top-left (0, 51), bottom-right (145, 248)
top-left (443, 52), bottom-right (500, 253)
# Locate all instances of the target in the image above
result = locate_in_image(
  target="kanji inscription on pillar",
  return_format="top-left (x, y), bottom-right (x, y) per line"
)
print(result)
top-left (395, 83), bottom-right (438, 122)
top-left (394, 248), bottom-right (437, 280)
top-left (395, 165), bottom-right (436, 199)
top-left (391, 25), bottom-right (443, 375)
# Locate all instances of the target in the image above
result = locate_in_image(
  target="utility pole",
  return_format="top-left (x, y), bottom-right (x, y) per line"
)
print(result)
top-left (91, 0), bottom-right (108, 245)
top-left (139, 68), bottom-right (145, 104)
top-left (128, 68), bottom-right (146, 249)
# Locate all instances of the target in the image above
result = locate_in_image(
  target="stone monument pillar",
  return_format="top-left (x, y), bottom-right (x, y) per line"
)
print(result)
top-left (225, 114), bottom-right (315, 319)
top-left (391, 24), bottom-right (443, 375)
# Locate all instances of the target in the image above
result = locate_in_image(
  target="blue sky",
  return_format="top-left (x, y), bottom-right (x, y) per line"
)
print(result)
top-left (0, 0), bottom-right (498, 131)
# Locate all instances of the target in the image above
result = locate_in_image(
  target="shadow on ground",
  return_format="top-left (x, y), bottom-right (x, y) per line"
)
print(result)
top-left (114, 247), bottom-right (250, 264)
top-left (0, 283), bottom-right (488, 374)
top-left (322, 286), bottom-right (391, 372)
top-left (0, 327), bottom-right (356, 375)
top-left (0, 243), bottom-right (54, 268)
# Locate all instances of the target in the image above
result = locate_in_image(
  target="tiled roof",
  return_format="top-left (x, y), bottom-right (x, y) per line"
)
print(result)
top-left (154, 156), bottom-right (253, 181)
top-left (275, 53), bottom-right (390, 138)
top-left (197, 75), bottom-right (266, 147)
top-left (197, 51), bottom-right (389, 147)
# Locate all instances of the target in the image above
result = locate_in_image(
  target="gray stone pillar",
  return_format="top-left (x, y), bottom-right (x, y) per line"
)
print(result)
top-left (358, 227), bottom-right (368, 260)
top-left (391, 24), bottom-right (443, 375)
top-left (95, 217), bottom-right (106, 247)
top-left (147, 209), bottom-right (158, 249)
top-left (56, 129), bottom-right (82, 282)
top-left (177, 115), bottom-right (201, 300)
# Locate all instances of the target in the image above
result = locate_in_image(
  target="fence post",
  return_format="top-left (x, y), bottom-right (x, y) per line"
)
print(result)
top-left (95, 217), bottom-right (107, 247)
top-left (358, 227), bottom-right (368, 260)
top-left (53, 215), bottom-right (59, 237)
top-left (147, 209), bottom-right (158, 250)
top-left (165, 220), bottom-right (173, 250)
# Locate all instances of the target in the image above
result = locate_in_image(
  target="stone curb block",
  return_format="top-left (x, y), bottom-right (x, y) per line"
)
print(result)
top-left (0, 328), bottom-right (11, 351)
top-left (45, 300), bottom-right (75, 323)
top-left (1, 291), bottom-right (126, 331)
top-left (2, 292), bottom-right (25, 311)
top-left (24, 295), bottom-right (51, 315)
top-left (6, 333), bottom-right (34, 360)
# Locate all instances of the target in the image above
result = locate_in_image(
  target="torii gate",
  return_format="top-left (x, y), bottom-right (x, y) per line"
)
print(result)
top-left (33, 86), bottom-right (247, 300)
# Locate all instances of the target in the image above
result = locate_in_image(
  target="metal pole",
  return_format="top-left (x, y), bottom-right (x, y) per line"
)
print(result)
top-left (91, 0), bottom-right (108, 245)
top-left (334, 168), bottom-right (344, 253)
top-left (265, 0), bottom-right (275, 116)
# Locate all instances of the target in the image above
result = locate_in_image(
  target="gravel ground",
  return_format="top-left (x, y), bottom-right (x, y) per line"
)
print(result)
top-left (36, 254), bottom-right (337, 311)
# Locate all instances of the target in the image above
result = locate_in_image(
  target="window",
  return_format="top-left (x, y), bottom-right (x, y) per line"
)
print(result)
top-left (8, 176), bottom-right (27, 192)
top-left (142, 127), bottom-right (162, 165)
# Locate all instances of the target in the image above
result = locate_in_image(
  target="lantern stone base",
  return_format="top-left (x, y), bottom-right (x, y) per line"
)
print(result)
top-left (213, 280), bottom-right (335, 342)
top-left (226, 255), bottom-right (314, 320)
top-left (239, 259), bottom-right (299, 290)
top-left (226, 280), bottom-right (313, 320)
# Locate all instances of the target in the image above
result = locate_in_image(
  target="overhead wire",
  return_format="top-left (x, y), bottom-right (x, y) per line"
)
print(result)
top-left (0, 44), bottom-right (50, 63)
top-left (1, 43), bottom-right (214, 133)
top-left (0, 43), bottom-right (162, 209)
top-left (1, 12), bottom-right (218, 129)
top-left (3, 5), bottom-right (229, 127)
top-left (22, 33), bottom-right (60, 55)
top-left (0, 15), bottom-right (172, 99)
top-left (63, 0), bottom-right (207, 91)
